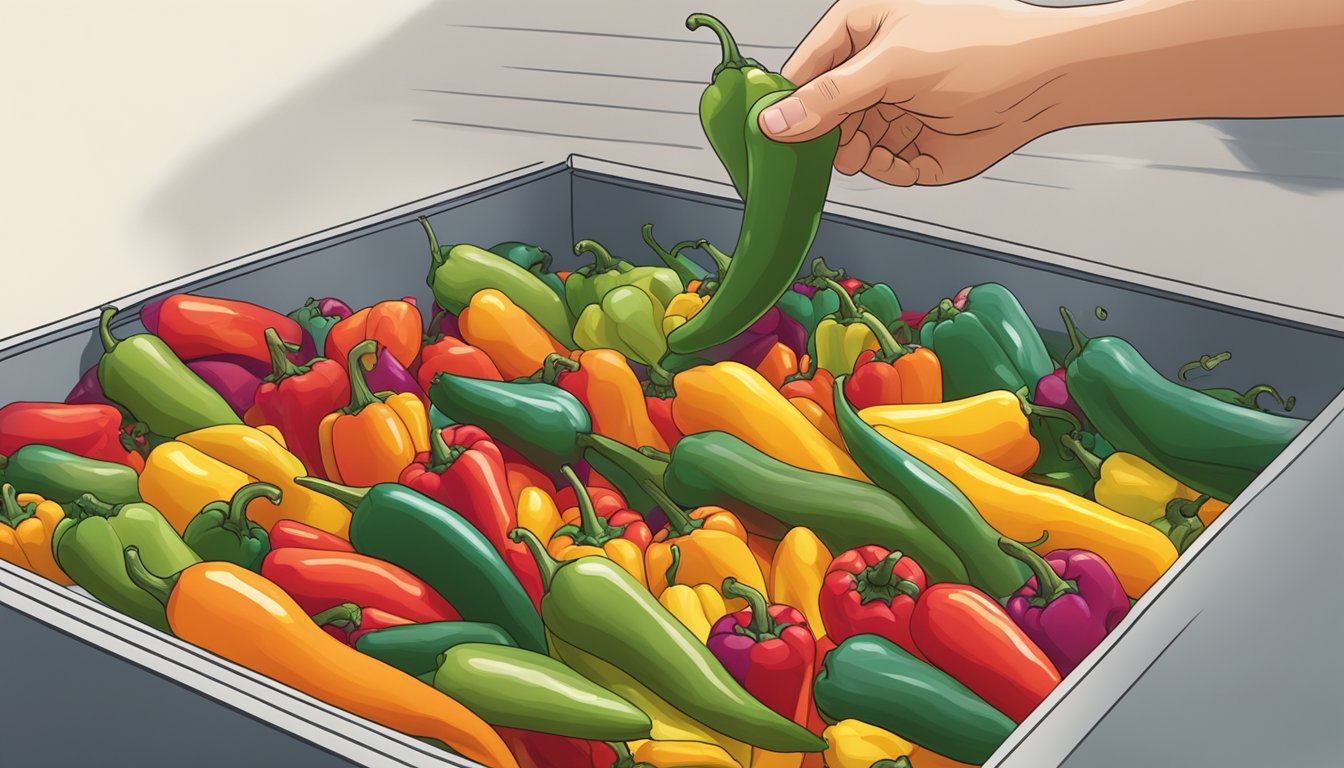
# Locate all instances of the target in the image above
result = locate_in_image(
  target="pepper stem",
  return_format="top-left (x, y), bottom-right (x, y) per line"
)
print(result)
top-left (998, 537), bottom-right (1077, 608)
top-left (855, 550), bottom-right (921, 604)
top-left (1167, 494), bottom-right (1210, 521)
top-left (933, 298), bottom-right (960, 321)
top-left (575, 239), bottom-right (620, 273)
top-left (98, 306), bottom-right (121, 353)
top-left (639, 478), bottom-right (699, 539)
top-left (537, 353), bottom-right (581, 385)
top-left (74, 493), bottom-right (119, 518)
top-left (123, 546), bottom-right (179, 607)
top-left (1177, 351), bottom-right (1232, 381)
top-left (665, 544), bottom-right (682, 587)
top-left (686, 13), bottom-right (751, 72)
top-left (509, 527), bottom-right (562, 590)
top-left (1059, 306), bottom-right (1089, 363)
top-left (1060, 433), bottom-right (1105, 481)
top-left (818, 277), bottom-right (862, 321)
top-left (871, 760), bottom-right (913, 768)
top-left (311, 602), bottom-right (362, 632)
top-left (859, 312), bottom-right (911, 360)
top-left (426, 428), bottom-right (466, 474)
top-left (1031, 402), bottom-right (1085, 436)
top-left (638, 447), bottom-right (671, 463)
top-left (424, 308), bottom-right (450, 344)
top-left (561, 465), bottom-right (612, 544)
top-left (0, 484), bottom-right (27, 526)
top-left (722, 577), bottom-right (777, 641)
top-left (293, 477), bottom-right (370, 511)
top-left (341, 339), bottom-right (383, 415)
top-left (224, 482), bottom-right (282, 534)
top-left (263, 327), bottom-right (308, 383)
top-left (606, 742), bottom-right (653, 768)
top-left (695, 240), bottom-right (732, 277)
top-left (1240, 384), bottom-right (1294, 412)
top-left (642, 224), bottom-right (705, 289)
top-left (419, 217), bottom-right (447, 273)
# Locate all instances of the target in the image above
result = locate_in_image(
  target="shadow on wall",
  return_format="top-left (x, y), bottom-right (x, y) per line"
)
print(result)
top-left (1205, 118), bottom-right (1344, 194)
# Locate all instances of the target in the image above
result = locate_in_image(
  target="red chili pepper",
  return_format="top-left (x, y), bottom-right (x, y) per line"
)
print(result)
top-left (645, 395), bottom-right (682, 449)
top-left (780, 368), bottom-right (836, 420)
top-left (819, 546), bottom-right (929, 661)
top-left (0, 402), bottom-right (143, 470)
top-left (496, 728), bottom-right (615, 768)
top-left (548, 350), bottom-right (668, 453)
top-left (398, 426), bottom-right (545, 611)
top-left (706, 578), bottom-right (815, 728)
top-left (844, 346), bottom-right (944, 409)
top-left (910, 583), bottom-right (1062, 722)
top-left (326, 299), bottom-right (422, 372)
top-left (313, 603), bottom-right (413, 646)
top-left (259, 547), bottom-right (460, 623)
top-left (269, 519), bottom-right (355, 553)
top-left (248, 329), bottom-right (350, 477)
top-left (417, 335), bottom-right (502, 393)
top-left (150, 294), bottom-right (303, 367)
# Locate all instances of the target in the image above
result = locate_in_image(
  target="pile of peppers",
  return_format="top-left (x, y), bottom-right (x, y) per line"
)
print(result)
top-left (0, 14), bottom-right (1311, 768)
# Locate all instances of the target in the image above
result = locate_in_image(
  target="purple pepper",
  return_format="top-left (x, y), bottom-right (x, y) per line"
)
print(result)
top-left (140, 297), bottom-right (167, 335)
top-left (187, 359), bottom-right (263, 417)
top-left (791, 282), bottom-right (819, 300)
top-left (364, 349), bottom-right (427, 406)
top-left (1033, 367), bottom-right (1085, 423)
top-left (317, 297), bottom-right (354, 320)
top-left (427, 302), bottom-right (461, 341)
top-left (66, 365), bottom-right (113, 406)
top-left (1001, 539), bottom-right (1130, 678)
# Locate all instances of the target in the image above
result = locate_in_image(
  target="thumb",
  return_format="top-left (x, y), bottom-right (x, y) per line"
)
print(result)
top-left (759, 49), bottom-right (887, 143)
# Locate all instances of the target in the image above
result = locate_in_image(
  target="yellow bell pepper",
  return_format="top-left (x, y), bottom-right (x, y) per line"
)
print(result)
top-left (672, 362), bottom-right (866, 481)
top-left (1067, 434), bottom-right (1230, 526)
top-left (625, 739), bottom-right (743, 768)
top-left (814, 317), bottom-right (880, 377)
top-left (823, 720), bottom-right (977, 768)
top-left (859, 391), bottom-right (1040, 475)
top-left (516, 486), bottom-right (564, 542)
top-left (142, 424), bottom-right (351, 537)
top-left (547, 468), bottom-right (648, 588)
top-left (662, 292), bottom-right (710, 337)
top-left (769, 528), bottom-right (831, 640)
top-left (643, 486), bottom-right (767, 611)
top-left (0, 485), bottom-right (72, 585)
top-left (658, 544), bottom-right (729, 643)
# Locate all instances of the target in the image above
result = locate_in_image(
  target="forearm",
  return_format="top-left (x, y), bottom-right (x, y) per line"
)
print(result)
top-left (1040, 0), bottom-right (1344, 128)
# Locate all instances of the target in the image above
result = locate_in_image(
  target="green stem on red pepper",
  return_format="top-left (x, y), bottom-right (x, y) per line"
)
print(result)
top-left (341, 339), bottom-right (382, 416)
top-left (605, 741), bottom-right (656, 768)
top-left (722, 577), bottom-right (778, 641)
top-left (998, 536), bottom-right (1078, 609)
top-left (423, 308), bottom-right (450, 345)
top-left (263, 327), bottom-right (309, 383)
top-left (425, 428), bottom-right (468, 474)
top-left (554, 465), bottom-right (625, 547)
top-left (855, 550), bottom-right (922, 605)
top-left (311, 602), bottom-right (362, 632)
top-left (535, 353), bottom-right (582, 385)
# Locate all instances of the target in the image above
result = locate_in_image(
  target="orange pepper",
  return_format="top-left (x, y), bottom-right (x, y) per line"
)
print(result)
top-left (325, 298), bottom-right (422, 371)
top-left (789, 396), bottom-right (843, 446)
top-left (319, 340), bottom-right (428, 486)
top-left (0, 485), bottom-right (72, 585)
top-left (756, 343), bottom-right (800, 389)
top-left (781, 368), bottom-right (836, 421)
top-left (460, 289), bottom-right (570, 380)
top-left (550, 349), bottom-right (668, 452)
top-left (546, 467), bottom-right (651, 588)
top-left (643, 481), bottom-right (765, 610)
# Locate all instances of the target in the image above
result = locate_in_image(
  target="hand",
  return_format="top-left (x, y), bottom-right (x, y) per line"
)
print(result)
top-left (760, 0), bottom-right (1078, 186)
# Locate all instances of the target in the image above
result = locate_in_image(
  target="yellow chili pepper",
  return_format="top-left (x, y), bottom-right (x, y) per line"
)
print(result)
top-left (318, 339), bottom-right (428, 487)
top-left (770, 527), bottom-right (831, 640)
top-left (516, 485), bottom-right (564, 542)
top-left (658, 544), bottom-right (730, 643)
top-left (662, 292), bottom-right (710, 337)
top-left (814, 317), bottom-right (880, 377)
top-left (1066, 434), bottom-right (1229, 526)
top-left (0, 485), bottom-right (72, 585)
top-left (625, 739), bottom-right (744, 768)
top-left (672, 362), bottom-right (866, 481)
top-left (859, 390), bottom-right (1040, 475)
top-left (823, 720), bottom-right (977, 768)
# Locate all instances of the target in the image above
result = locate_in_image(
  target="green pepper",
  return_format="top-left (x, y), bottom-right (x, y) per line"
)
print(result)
top-left (576, 433), bottom-right (665, 516)
top-left (433, 643), bottom-right (653, 742)
top-left (814, 635), bottom-right (1016, 765)
top-left (1059, 307), bottom-right (1307, 502)
top-left (855, 282), bottom-right (904, 337)
top-left (52, 494), bottom-right (201, 632)
top-left (488, 241), bottom-right (569, 309)
top-left (833, 378), bottom-right (1029, 599)
top-left (565, 239), bottom-right (682, 318)
top-left (181, 482), bottom-right (277, 572)
top-left (641, 224), bottom-right (711, 289)
top-left (661, 431), bottom-right (968, 585)
top-left (427, 371), bottom-right (590, 475)
top-left (420, 217), bottom-right (575, 348)
top-left (510, 528), bottom-right (826, 754)
top-left (0, 445), bottom-right (140, 505)
top-left (428, 404), bottom-right (455, 431)
top-left (778, 287), bottom-right (842, 343)
top-left (96, 306), bottom-right (242, 438)
top-left (286, 298), bottom-right (342, 357)
top-left (295, 478), bottom-right (548, 655)
top-left (356, 621), bottom-right (517, 678)
top-left (574, 285), bottom-right (675, 387)
top-left (667, 15), bottom-right (840, 355)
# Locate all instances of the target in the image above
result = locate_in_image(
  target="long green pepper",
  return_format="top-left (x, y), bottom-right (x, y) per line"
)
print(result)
top-left (0, 445), bottom-right (140, 505)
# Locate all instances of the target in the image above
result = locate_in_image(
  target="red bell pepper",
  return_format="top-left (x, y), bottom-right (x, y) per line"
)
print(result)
top-left (910, 583), bottom-right (1062, 722)
top-left (417, 335), bottom-right (502, 393)
top-left (247, 329), bottom-right (350, 478)
top-left (326, 298), bottom-right (422, 372)
top-left (819, 546), bottom-right (928, 661)
top-left (313, 602), bottom-right (413, 646)
top-left (554, 483), bottom-right (625, 520)
top-left (645, 395), bottom-right (682, 449)
top-left (0, 402), bottom-right (143, 470)
top-left (260, 547), bottom-right (460, 624)
top-left (145, 294), bottom-right (303, 368)
top-left (706, 578), bottom-right (816, 728)
top-left (398, 426), bottom-right (545, 610)
top-left (496, 729), bottom-right (615, 768)
top-left (844, 345), bottom-right (943, 409)
top-left (269, 519), bottom-right (355, 552)
top-left (780, 368), bottom-right (836, 420)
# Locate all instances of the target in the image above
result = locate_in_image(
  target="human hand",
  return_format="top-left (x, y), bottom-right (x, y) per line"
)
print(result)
top-left (760, 0), bottom-right (1079, 186)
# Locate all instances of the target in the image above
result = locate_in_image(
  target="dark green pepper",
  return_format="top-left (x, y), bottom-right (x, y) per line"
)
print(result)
top-left (576, 433), bottom-right (665, 516)
top-left (433, 643), bottom-right (653, 742)
top-left (356, 620), bottom-right (517, 678)
top-left (814, 635), bottom-right (1016, 765)
top-left (779, 287), bottom-right (841, 339)
top-left (295, 478), bottom-right (548, 655)
top-left (855, 282), bottom-right (904, 337)
top-left (286, 299), bottom-right (341, 357)
top-left (96, 306), bottom-right (241, 438)
top-left (181, 482), bottom-right (277, 572)
top-left (661, 431), bottom-right (968, 585)
top-left (488, 241), bottom-right (569, 308)
top-left (667, 15), bottom-right (840, 355)
top-left (0, 444), bottom-right (140, 505)
top-left (510, 528), bottom-right (826, 754)
top-left (642, 224), bottom-right (721, 289)
top-left (52, 494), bottom-right (201, 632)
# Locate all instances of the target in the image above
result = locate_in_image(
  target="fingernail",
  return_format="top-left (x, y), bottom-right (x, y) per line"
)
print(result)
top-left (761, 98), bottom-right (806, 135)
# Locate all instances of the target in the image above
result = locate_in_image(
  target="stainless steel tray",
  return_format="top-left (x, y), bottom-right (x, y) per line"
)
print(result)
top-left (2, 155), bottom-right (1341, 768)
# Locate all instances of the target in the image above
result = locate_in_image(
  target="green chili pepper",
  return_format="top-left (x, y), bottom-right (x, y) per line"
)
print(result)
top-left (356, 621), bottom-right (517, 678)
top-left (814, 635), bottom-right (1016, 765)
top-left (427, 372), bottom-right (590, 475)
top-left (661, 431), bottom-right (967, 585)
top-left (488, 241), bottom-right (569, 308)
top-left (667, 15), bottom-right (840, 355)
top-left (1059, 307), bottom-right (1307, 502)
top-left (420, 217), bottom-right (575, 348)
top-left (565, 239), bottom-right (682, 318)
top-left (573, 284), bottom-right (675, 386)
top-left (510, 528), bottom-right (826, 753)
top-left (0, 445), bottom-right (140, 505)
top-left (295, 478), bottom-right (548, 654)
top-left (53, 494), bottom-right (201, 632)
top-left (96, 306), bottom-right (241, 438)
top-left (181, 482), bottom-right (277, 572)
top-left (433, 643), bottom-right (653, 742)
top-left (576, 433), bottom-right (664, 516)
top-left (832, 379), bottom-right (1029, 598)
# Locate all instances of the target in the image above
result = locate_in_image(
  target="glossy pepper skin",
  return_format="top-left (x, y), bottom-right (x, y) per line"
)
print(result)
top-left (0, 444), bottom-right (140, 505)
top-left (833, 378), bottom-right (1029, 599)
top-left (147, 294), bottom-right (304, 368)
top-left (261, 544), bottom-right (460, 622)
top-left (325, 298), bottom-right (423, 376)
top-left (248, 328), bottom-right (351, 479)
top-left (182, 482), bottom-right (279, 572)
top-left (0, 485), bottom-right (72, 584)
top-left (823, 720), bottom-right (974, 768)
top-left (0, 402), bottom-right (144, 470)
top-left (124, 556), bottom-right (519, 768)
top-left (318, 340), bottom-right (429, 486)
top-left (354, 620), bottom-right (517, 678)
top-left (1059, 307), bottom-right (1308, 502)
top-left (813, 635), bottom-right (1016, 765)
top-left (460, 288), bottom-right (571, 381)
top-left (565, 239), bottom-right (681, 321)
top-left (511, 528), bottom-right (826, 754)
top-left (1062, 433), bottom-right (1228, 528)
top-left (547, 350), bottom-right (669, 452)
top-left (489, 240), bottom-right (569, 306)
top-left (642, 482), bottom-right (766, 612)
top-left (658, 544), bottom-right (729, 643)
top-left (312, 603), bottom-right (413, 646)
top-left (858, 391), bottom-right (1040, 475)
top-left (269, 519), bottom-right (354, 552)
top-left (287, 298), bottom-right (345, 360)
top-left (548, 466), bottom-right (652, 588)
top-left (417, 325), bottom-right (503, 393)
top-left (96, 307), bottom-right (242, 438)
top-left (769, 527), bottom-right (831, 641)
top-left (819, 546), bottom-right (928, 661)
top-left (422, 216), bottom-right (575, 348)
top-left (297, 478), bottom-right (548, 655)
top-left (668, 17), bottom-right (840, 354)
top-left (399, 425), bottom-right (545, 609)
top-left (779, 286), bottom-right (841, 341)
top-left (574, 281), bottom-right (676, 387)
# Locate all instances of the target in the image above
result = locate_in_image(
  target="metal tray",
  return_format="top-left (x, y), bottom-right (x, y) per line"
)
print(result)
top-left (2, 155), bottom-right (1341, 768)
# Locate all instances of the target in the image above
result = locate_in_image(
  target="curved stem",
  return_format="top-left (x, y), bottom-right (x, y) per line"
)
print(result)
top-left (575, 239), bottom-right (619, 273)
top-left (696, 240), bottom-right (732, 276)
top-left (123, 546), bottom-right (179, 607)
top-left (341, 339), bottom-right (383, 415)
top-left (98, 306), bottom-right (121, 353)
top-left (1167, 494), bottom-right (1211, 521)
top-left (1177, 351), bottom-right (1232, 381)
top-left (509, 527), bottom-right (561, 590)
top-left (293, 477), bottom-right (370, 511)
top-left (561, 465), bottom-right (610, 544)
top-left (933, 298), bottom-right (960, 321)
top-left (419, 217), bottom-right (446, 272)
top-left (998, 537), bottom-right (1076, 608)
top-left (818, 277), bottom-right (862, 321)
top-left (646, 361), bottom-right (675, 390)
top-left (1059, 306), bottom-right (1088, 362)
top-left (311, 603), bottom-right (362, 631)
top-left (665, 544), bottom-right (682, 587)
top-left (859, 312), bottom-right (910, 359)
top-left (606, 742), bottom-right (638, 768)
top-left (1060, 433), bottom-right (1104, 481)
top-left (538, 353), bottom-right (581, 385)
top-left (0, 484), bottom-right (25, 526)
top-left (809, 256), bottom-right (844, 282)
top-left (424, 308), bottom-right (450, 344)
top-left (75, 493), bottom-right (119, 518)
top-left (426, 428), bottom-right (466, 474)
top-left (1241, 384), bottom-right (1292, 411)
top-left (639, 478), bottom-right (699, 538)
top-left (686, 13), bottom-right (748, 70)
top-left (225, 482), bottom-right (282, 533)
top-left (863, 550), bottom-right (905, 589)
top-left (723, 577), bottom-right (776, 640)
top-left (264, 327), bottom-right (307, 382)
top-left (856, 550), bottom-right (921, 604)
top-left (1032, 402), bottom-right (1084, 436)
top-left (642, 223), bottom-right (705, 288)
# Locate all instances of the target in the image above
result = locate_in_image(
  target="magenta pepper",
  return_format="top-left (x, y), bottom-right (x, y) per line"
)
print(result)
top-left (187, 359), bottom-right (262, 416)
top-left (706, 578), bottom-right (816, 724)
top-left (1034, 367), bottom-right (1084, 424)
top-left (66, 366), bottom-right (114, 406)
top-left (1001, 538), bottom-right (1130, 678)
top-left (365, 348), bottom-right (428, 407)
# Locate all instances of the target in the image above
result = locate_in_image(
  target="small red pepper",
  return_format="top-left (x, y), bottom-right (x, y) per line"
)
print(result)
top-left (148, 294), bottom-right (304, 367)
top-left (496, 728), bottom-right (615, 768)
top-left (260, 547), bottom-right (460, 624)
top-left (417, 335), bottom-right (502, 393)
top-left (247, 329), bottom-right (350, 477)
top-left (706, 578), bottom-right (816, 728)
top-left (326, 299), bottom-right (422, 372)
top-left (645, 395), bottom-right (682, 449)
top-left (269, 519), bottom-right (355, 552)
top-left (398, 426), bottom-right (545, 611)
top-left (0, 402), bottom-right (143, 470)
top-left (313, 602), bottom-right (413, 646)
top-left (819, 546), bottom-right (928, 661)
top-left (554, 483), bottom-right (625, 520)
